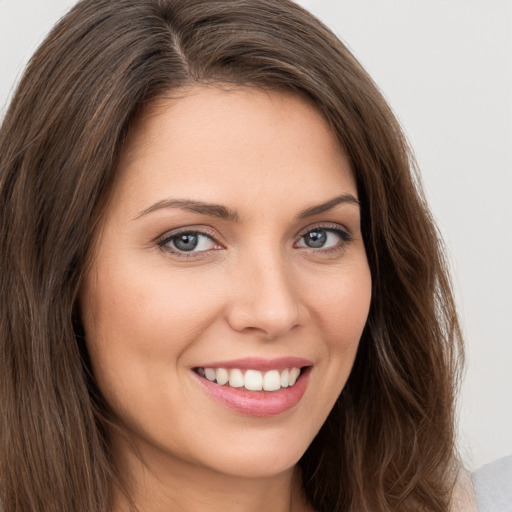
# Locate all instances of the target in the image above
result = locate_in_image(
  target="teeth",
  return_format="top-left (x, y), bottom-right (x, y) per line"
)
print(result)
top-left (280, 368), bottom-right (289, 388)
top-left (263, 370), bottom-right (281, 391)
top-left (215, 368), bottom-right (229, 385)
top-left (228, 369), bottom-right (244, 388)
top-left (289, 367), bottom-right (300, 386)
top-left (244, 370), bottom-right (263, 391)
top-left (198, 366), bottom-right (303, 392)
top-left (204, 368), bottom-right (216, 381)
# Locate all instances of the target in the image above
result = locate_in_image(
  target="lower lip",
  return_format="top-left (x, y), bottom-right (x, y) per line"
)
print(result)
top-left (193, 368), bottom-right (311, 417)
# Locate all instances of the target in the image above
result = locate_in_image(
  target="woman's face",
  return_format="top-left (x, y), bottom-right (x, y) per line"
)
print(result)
top-left (81, 86), bottom-right (371, 480)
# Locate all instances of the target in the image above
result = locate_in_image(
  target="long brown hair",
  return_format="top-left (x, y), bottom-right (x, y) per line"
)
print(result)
top-left (0, 1), bottom-right (463, 510)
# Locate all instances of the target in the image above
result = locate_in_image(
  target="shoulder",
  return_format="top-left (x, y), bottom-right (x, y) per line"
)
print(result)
top-left (473, 455), bottom-right (512, 512)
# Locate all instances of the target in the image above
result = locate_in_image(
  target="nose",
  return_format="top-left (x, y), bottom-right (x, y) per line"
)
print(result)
top-left (226, 250), bottom-right (307, 339)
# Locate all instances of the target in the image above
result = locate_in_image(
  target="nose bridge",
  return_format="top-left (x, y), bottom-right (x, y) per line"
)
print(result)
top-left (227, 245), bottom-right (302, 338)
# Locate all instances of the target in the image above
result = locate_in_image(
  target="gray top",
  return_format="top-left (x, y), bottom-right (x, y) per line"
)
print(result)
top-left (473, 455), bottom-right (512, 512)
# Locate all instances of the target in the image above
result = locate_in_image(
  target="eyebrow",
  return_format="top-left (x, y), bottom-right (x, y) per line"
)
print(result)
top-left (297, 194), bottom-right (360, 219)
top-left (134, 199), bottom-right (239, 221)
top-left (134, 193), bottom-right (359, 221)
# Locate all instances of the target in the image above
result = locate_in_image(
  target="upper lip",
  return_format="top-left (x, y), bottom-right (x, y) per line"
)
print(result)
top-left (193, 357), bottom-right (313, 371)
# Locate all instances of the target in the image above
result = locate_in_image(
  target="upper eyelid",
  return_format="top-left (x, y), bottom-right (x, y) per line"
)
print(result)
top-left (295, 222), bottom-right (351, 239)
top-left (157, 230), bottom-right (221, 258)
top-left (294, 226), bottom-right (353, 250)
top-left (157, 225), bottom-right (219, 244)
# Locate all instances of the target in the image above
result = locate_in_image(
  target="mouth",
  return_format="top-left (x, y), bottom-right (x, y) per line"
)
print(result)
top-left (192, 358), bottom-right (312, 417)
top-left (194, 366), bottom-right (303, 392)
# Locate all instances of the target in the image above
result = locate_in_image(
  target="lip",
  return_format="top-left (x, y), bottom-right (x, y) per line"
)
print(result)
top-left (192, 364), bottom-right (312, 417)
top-left (193, 356), bottom-right (313, 371)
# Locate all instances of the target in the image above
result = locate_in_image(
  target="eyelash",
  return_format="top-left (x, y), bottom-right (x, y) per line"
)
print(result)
top-left (157, 227), bottom-right (220, 259)
top-left (157, 224), bottom-right (353, 259)
top-left (296, 224), bottom-right (353, 254)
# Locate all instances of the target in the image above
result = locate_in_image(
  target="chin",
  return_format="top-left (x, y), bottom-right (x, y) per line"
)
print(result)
top-left (190, 424), bottom-right (313, 479)
top-left (208, 450), bottom-right (304, 479)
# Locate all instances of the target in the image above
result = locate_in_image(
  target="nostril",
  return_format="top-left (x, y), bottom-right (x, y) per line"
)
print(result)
top-left (226, 306), bottom-right (302, 339)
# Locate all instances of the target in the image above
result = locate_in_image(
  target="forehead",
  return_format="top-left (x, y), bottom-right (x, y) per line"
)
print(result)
top-left (113, 85), bottom-right (356, 217)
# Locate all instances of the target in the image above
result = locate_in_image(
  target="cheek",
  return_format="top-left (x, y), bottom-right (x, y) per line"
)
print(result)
top-left (291, 260), bottom-right (371, 442)
top-left (80, 257), bottom-right (227, 393)
top-left (308, 261), bottom-right (372, 352)
top-left (90, 254), bottom-right (222, 327)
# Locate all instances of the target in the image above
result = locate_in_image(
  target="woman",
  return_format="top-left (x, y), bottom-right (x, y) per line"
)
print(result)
top-left (0, 0), bottom-right (470, 511)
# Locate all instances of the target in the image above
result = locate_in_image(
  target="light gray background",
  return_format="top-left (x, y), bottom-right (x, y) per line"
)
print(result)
top-left (1, 0), bottom-right (510, 471)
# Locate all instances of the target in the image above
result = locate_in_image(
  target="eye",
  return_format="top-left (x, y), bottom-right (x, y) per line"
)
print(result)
top-left (295, 226), bottom-right (351, 250)
top-left (158, 230), bottom-right (220, 254)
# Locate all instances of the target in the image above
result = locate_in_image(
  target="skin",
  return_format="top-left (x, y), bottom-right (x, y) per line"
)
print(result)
top-left (81, 86), bottom-right (372, 512)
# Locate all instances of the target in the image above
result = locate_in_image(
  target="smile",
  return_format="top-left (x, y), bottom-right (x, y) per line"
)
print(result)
top-left (196, 367), bottom-right (301, 391)
top-left (192, 358), bottom-right (313, 417)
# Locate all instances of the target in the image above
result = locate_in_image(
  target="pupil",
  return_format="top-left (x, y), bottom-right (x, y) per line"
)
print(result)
top-left (174, 233), bottom-right (198, 251)
top-left (306, 230), bottom-right (326, 248)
